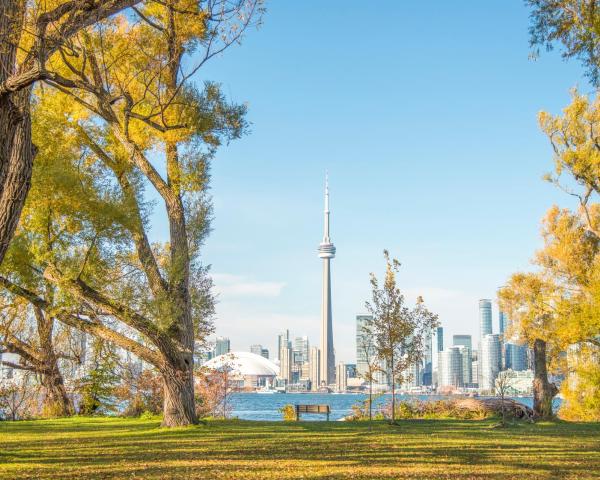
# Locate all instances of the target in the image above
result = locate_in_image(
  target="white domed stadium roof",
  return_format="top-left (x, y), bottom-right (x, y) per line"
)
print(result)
top-left (203, 351), bottom-right (279, 377)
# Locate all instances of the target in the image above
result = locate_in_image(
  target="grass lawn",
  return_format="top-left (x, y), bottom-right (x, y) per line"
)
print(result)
top-left (1, 417), bottom-right (599, 479)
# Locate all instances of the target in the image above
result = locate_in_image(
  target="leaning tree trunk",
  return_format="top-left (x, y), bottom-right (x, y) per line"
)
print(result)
top-left (0, 1), bottom-right (34, 266)
top-left (532, 338), bottom-right (558, 419)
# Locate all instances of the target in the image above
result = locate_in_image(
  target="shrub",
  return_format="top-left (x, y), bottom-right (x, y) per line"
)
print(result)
top-left (279, 404), bottom-right (296, 421)
top-left (195, 367), bottom-right (234, 419)
top-left (115, 370), bottom-right (163, 418)
top-left (351, 398), bottom-right (498, 421)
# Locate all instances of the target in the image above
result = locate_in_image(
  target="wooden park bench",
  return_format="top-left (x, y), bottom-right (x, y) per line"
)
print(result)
top-left (295, 404), bottom-right (331, 421)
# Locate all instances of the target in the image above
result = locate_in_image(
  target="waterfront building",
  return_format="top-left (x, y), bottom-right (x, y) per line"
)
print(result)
top-left (318, 175), bottom-right (336, 385)
top-left (480, 334), bottom-right (502, 393)
top-left (309, 346), bottom-right (321, 390)
top-left (439, 346), bottom-right (463, 388)
top-left (336, 362), bottom-right (347, 392)
top-left (215, 336), bottom-right (230, 357)
top-left (495, 369), bottom-right (535, 395)
top-left (203, 351), bottom-right (279, 389)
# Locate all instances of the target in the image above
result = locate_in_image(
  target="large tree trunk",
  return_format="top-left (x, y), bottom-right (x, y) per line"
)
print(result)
top-left (0, 1), bottom-right (34, 265)
top-left (161, 360), bottom-right (197, 426)
top-left (41, 366), bottom-right (73, 417)
top-left (36, 308), bottom-right (73, 417)
top-left (532, 338), bottom-right (558, 419)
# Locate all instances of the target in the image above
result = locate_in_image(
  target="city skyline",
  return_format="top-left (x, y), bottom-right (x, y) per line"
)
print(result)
top-left (212, 295), bottom-right (513, 370)
top-left (145, 2), bottom-right (587, 363)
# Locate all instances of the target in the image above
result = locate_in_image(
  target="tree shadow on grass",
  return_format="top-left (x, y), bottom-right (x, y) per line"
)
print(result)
top-left (1, 418), bottom-right (599, 479)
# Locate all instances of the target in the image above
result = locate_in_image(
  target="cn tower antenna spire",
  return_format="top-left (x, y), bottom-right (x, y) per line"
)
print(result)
top-left (323, 171), bottom-right (330, 243)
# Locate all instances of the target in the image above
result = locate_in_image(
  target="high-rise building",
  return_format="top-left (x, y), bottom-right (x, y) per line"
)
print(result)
top-left (403, 361), bottom-right (422, 388)
top-left (294, 336), bottom-right (309, 364)
top-left (318, 175), bottom-right (336, 386)
top-left (480, 334), bottom-right (502, 392)
top-left (309, 346), bottom-right (321, 390)
top-left (356, 314), bottom-right (389, 385)
top-left (458, 345), bottom-right (472, 386)
top-left (336, 362), bottom-right (347, 392)
top-left (472, 350), bottom-right (479, 387)
top-left (250, 344), bottom-right (263, 356)
top-left (277, 330), bottom-right (290, 361)
top-left (261, 348), bottom-right (269, 359)
top-left (453, 335), bottom-right (472, 349)
top-left (422, 328), bottom-right (433, 386)
top-left (434, 327), bottom-right (444, 352)
top-left (431, 326), bottom-right (444, 387)
top-left (439, 346), bottom-right (463, 388)
top-left (356, 314), bottom-right (374, 379)
top-left (280, 346), bottom-right (293, 384)
top-left (499, 311), bottom-right (507, 336)
top-left (479, 299), bottom-right (493, 338)
top-left (215, 336), bottom-right (230, 357)
top-left (300, 362), bottom-right (310, 381)
top-left (506, 343), bottom-right (528, 371)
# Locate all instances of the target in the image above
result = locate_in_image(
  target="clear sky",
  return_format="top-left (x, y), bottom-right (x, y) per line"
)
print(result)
top-left (149, 1), bottom-right (591, 362)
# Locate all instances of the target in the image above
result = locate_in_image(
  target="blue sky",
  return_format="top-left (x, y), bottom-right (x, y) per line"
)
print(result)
top-left (150, 1), bottom-right (591, 362)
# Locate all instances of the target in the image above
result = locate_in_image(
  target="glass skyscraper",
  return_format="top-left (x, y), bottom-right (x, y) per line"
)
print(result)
top-left (453, 335), bottom-right (472, 349)
top-left (277, 330), bottom-right (291, 361)
top-left (356, 314), bottom-right (374, 379)
top-left (506, 343), bottom-right (528, 371)
top-left (215, 336), bottom-right (230, 357)
top-left (499, 311), bottom-right (507, 335)
top-left (431, 326), bottom-right (444, 386)
top-left (356, 314), bottom-right (387, 385)
top-left (480, 334), bottom-right (502, 392)
top-left (439, 346), bottom-right (463, 388)
top-left (479, 299), bottom-right (493, 338)
top-left (294, 336), bottom-right (309, 364)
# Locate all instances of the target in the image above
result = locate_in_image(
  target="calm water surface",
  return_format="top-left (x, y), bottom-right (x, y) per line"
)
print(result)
top-left (228, 393), bottom-right (548, 421)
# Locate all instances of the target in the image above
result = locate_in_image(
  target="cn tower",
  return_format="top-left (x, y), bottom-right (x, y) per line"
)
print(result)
top-left (318, 174), bottom-right (335, 386)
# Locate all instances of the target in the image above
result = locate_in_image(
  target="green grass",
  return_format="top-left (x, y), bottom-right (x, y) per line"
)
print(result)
top-left (1, 417), bottom-right (599, 479)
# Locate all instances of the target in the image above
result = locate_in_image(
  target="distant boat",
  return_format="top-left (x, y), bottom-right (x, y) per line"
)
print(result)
top-left (256, 389), bottom-right (277, 394)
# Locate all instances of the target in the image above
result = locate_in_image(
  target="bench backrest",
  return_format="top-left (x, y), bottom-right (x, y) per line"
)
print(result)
top-left (295, 404), bottom-right (330, 414)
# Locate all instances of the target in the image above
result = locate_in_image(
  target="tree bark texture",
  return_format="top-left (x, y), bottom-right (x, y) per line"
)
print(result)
top-left (0, 0), bottom-right (33, 265)
top-left (532, 338), bottom-right (558, 419)
top-left (161, 362), bottom-right (196, 427)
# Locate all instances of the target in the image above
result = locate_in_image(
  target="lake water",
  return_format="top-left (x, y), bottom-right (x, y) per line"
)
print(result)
top-left (228, 393), bottom-right (550, 421)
